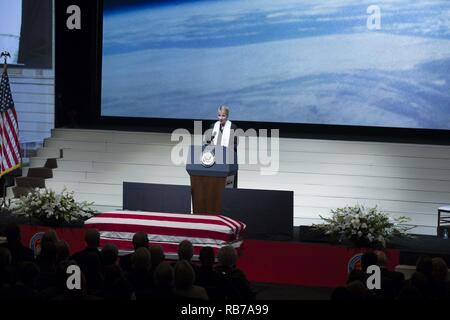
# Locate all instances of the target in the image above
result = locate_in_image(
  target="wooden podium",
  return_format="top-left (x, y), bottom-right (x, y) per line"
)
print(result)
top-left (186, 145), bottom-right (238, 214)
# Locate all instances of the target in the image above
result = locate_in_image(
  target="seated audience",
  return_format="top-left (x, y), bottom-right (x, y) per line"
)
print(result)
top-left (101, 244), bottom-right (131, 299)
top-left (374, 250), bottom-right (405, 299)
top-left (410, 271), bottom-right (431, 298)
top-left (120, 232), bottom-right (149, 275)
top-left (81, 251), bottom-right (104, 295)
top-left (345, 280), bottom-right (374, 300)
top-left (0, 247), bottom-right (15, 296)
top-left (174, 260), bottom-right (208, 301)
top-left (430, 257), bottom-right (450, 299)
top-left (1, 224), bottom-right (34, 267)
top-left (71, 229), bottom-right (102, 267)
top-left (149, 261), bottom-right (177, 300)
top-left (128, 247), bottom-right (153, 299)
top-left (55, 240), bottom-right (70, 264)
top-left (51, 260), bottom-right (101, 300)
top-left (215, 245), bottom-right (255, 300)
top-left (35, 234), bottom-right (58, 291)
top-left (70, 229), bottom-right (104, 295)
top-left (149, 245), bottom-right (165, 274)
top-left (196, 246), bottom-right (221, 300)
top-left (173, 240), bottom-right (200, 280)
top-left (7, 261), bottom-right (41, 301)
top-left (416, 255), bottom-right (433, 282)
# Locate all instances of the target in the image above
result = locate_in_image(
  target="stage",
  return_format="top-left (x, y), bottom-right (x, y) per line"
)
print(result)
top-left (2, 207), bottom-right (449, 288)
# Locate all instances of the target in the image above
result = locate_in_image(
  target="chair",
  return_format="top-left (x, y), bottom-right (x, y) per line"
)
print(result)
top-left (437, 206), bottom-right (450, 237)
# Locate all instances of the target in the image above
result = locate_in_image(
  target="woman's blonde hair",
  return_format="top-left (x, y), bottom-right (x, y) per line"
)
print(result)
top-left (218, 105), bottom-right (230, 117)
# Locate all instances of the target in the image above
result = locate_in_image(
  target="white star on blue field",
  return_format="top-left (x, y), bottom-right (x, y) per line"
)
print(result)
top-left (101, 0), bottom-right (450, 130)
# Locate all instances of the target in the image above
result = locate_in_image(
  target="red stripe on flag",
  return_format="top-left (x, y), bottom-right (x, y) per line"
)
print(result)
top-left (219, 215), bottom-right (244, 235)
top-left (4, 111), bottom-right (19, 161)
top-left (3, 128), bottom-right (18, 165)
top-left (1, 120), bottom-right (12, 169)
top-left (7, 109), bottom-right (20, 159)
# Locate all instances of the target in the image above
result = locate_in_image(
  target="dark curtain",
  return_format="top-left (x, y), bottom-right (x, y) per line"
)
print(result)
top-left (18, 0), bottom-right (53, 69)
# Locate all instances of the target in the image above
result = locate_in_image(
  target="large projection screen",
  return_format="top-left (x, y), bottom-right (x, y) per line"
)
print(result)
top-left (101, 0), bottom-right (450, 130)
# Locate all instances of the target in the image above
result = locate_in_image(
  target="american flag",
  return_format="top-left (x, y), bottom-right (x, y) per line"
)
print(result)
top-left (85, 210), bottom-right (246, 259)
top-left (0, 66), bottom-right (21, 176)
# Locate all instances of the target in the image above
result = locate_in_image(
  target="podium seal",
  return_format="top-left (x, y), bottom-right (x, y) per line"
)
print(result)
top-left (201, 150), bottom-right (215, 167)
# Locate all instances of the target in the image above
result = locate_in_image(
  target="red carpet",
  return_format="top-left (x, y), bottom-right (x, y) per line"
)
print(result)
top-left (19, 225), bottom-right (399, 288)
top-left (237, 240), bottom-right (399, 288)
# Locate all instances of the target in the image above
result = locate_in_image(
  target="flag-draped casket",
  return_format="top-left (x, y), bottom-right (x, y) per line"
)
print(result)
top-left (84, 211), bottom-right (246, 258)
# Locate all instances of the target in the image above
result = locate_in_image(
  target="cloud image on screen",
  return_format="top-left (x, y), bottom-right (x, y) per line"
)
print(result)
top-left (101, 0), bottom-right (450, 130)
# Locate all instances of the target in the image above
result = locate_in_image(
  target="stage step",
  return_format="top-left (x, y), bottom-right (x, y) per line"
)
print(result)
top-left (44, 158), bottom-right (58, 169)
top-left (37, 147), bottom-right (62, 158)
top-left (15, 176), bottom-right (46, 188)
top-left (27, 167), bottom-right (53, 179)
top-left (50, 128), bottom-right (175, 144)
top-left (45, 180), bottom-right (122, 195)
top-left (11, 186), bottom-right (32, 198)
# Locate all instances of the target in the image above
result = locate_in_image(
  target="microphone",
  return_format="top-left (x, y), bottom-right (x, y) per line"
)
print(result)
top-left (207, 132), bottom-right (216, 145)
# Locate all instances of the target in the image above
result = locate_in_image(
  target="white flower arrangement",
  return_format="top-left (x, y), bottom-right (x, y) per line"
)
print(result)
top-left (314, 205), bottom-right (412, 248)
top-left (12, 187), bottom-right (96, 225)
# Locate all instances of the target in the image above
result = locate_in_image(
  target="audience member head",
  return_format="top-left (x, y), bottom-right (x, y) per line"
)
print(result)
top-left (177, 240), bottom-right (194, 261)
top-left (131, 247), bottom-right (151, 272)
top-left (154, 261), bottom-right (174, 287)
top-left (42, 229), bottom-right (59, 246)
top-left (84, 229), bottom-right (100, 248)
top-left (374, 250), bottom-right (387, 268)
top-left (149, 245), bottom-right (165, 268)
top-left (0, 247), bottom-right (11, 269)
top-left (82, 251), bottom-right (103, 293)
top-left (361, 251), bottom-right (378, 272)
top-left (431, 257), bottom-right (448, 283)
top-left (39, 240), bottom-right (57, 265)
top-left (55, 240), bottom-right (70, 263)
top-left (346, 280), bottom-right (370, 300)
top-left (217, 245), bottom-right (238, 268)
top-left (174, 260), bottom-right (195, 290)
top-left (132, 232), bottom-right (149, 250)
top-left (4, 223), bottom-right (21, 244)
top-left (410, 271), bottom-right (431, 297)
top-left (416, 255), bottom-right (433, 278)
top-left (199, 246), bottom-right (215, 267)
top-left (101, 244), bottom-right (119, 266)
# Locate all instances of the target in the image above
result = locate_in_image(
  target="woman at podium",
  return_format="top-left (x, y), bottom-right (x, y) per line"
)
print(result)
top-left (209, 105), bottom-right (238, 188)
top-left (210, 105), bottom-right (237, 150)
